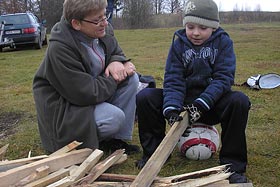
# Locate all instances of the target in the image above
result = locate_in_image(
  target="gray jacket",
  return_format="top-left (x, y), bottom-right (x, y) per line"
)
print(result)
top-left (33, 17), bottom-right (128, 153)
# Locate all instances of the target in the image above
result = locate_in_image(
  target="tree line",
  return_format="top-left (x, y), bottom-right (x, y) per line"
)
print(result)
top-left (0, 0), bottom-right (279, 31)
top-left (0, 0), bottom-right (184, 30)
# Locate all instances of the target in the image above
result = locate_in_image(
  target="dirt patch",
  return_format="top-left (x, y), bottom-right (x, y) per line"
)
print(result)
top-left (0, 112), bottom-right (22, 140)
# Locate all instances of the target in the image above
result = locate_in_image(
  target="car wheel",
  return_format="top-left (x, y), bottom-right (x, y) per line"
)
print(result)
top-left (35, 36), bottom-right (42, 49)
top-left (0, 47), bottom-right (2, 52)
top-left (43, 34), bottom-right (48, 45)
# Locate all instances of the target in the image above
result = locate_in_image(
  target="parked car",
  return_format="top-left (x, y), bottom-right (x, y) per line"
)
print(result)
top-left (0, 12), bottom-right (47, 52)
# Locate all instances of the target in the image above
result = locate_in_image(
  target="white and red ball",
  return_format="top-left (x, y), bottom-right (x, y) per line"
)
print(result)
top-left (177, 123), bottom-right (220, 160)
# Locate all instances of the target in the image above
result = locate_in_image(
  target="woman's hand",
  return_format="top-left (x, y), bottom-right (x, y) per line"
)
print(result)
top-left (124, 61), bottom-right (136, 76)
top-left (105, 61), bottom-right (127, 83)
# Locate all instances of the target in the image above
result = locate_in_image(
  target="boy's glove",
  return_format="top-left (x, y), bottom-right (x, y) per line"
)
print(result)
top-left (185, 101), bottom-right (207, 124)
top-left (164, 110), bottom-right (183, 125)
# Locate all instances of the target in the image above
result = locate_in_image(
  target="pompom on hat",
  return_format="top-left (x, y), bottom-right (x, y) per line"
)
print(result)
top-left (183, 0), bottom-right (220, 29)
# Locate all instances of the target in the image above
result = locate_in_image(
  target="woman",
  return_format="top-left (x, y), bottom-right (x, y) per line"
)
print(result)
top-left (33, 0), bottom-right (139, 155)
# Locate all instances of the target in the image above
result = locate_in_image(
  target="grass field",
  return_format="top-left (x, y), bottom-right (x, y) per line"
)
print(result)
top-left (0, 22), bottom-right (279, 187)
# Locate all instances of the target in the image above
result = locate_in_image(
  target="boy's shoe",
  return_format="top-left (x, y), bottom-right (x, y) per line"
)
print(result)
top-left (228, 173), bottom-right (249, 183)
top-left (100, 139), bottom-right (140, 155)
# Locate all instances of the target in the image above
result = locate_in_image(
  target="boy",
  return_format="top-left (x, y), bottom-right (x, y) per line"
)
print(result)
top-left (136, 0), bottom-right (251, 183)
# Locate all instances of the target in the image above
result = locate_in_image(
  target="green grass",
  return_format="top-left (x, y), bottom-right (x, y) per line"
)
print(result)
top-left (0, 22), bottom-right (280, 187)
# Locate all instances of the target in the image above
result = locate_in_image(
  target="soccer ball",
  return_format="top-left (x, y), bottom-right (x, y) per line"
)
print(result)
top-left (177, 123), bottom-right (220, 160)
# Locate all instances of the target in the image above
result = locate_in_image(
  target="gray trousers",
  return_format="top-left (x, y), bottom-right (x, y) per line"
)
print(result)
top-left (94, 73), bottom-right (139, 141)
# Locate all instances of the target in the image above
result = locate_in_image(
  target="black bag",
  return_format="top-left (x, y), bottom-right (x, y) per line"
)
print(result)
top-left (137, 73), bottom-right (156, 93)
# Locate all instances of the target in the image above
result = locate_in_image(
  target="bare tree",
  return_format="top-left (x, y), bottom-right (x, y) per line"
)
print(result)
top-left (165, 0), bottom-right (181, 13)
top-left (40, 0), bottom-right (63, 32)
top-left (122, 0), bottom-right (153, 29)
top-left (0, 0), bottom-right (27, 13)
top-left (153, 0), bottom-right (165, 14)
top-left (113, 0), bottom-right (124, 18)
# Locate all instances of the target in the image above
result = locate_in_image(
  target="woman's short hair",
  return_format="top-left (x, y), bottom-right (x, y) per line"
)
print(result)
top-left (63, 0), bottom-right (107, 22)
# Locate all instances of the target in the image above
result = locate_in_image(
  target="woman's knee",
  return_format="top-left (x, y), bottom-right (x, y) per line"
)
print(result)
top-left (111, 109), bottom-right (125, 133)
top-left (128, 73), bottom-right (139, 91)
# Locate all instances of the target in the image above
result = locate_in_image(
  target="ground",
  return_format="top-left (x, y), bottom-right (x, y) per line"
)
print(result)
top-left (0, 112), bottom-right (22, 140)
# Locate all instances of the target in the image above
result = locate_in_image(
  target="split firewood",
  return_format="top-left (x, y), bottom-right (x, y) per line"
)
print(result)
top-left (47, 149), bottom-right (104, 187)
top-left (157, 172), bottom-right (232, 186)
top-left (97, 173), bottom-right (137, 182)
top-left (114, 153), bottom-right (127, 165)
top-left (76, 149), bottom-right (125, 185)
top-left (0, 148), bottom-right (92, 186)
top-left (157, 165), bottom-right (229, 184)
top-left (96, 165), bottom-right (228, 184)
top-left (80, 181), bottom-right (131, 186)
top-left (0, 155), bottom-right (48, 172)
top-left (202, 180), bottom-right (231, 187)
top-left (131, 111), bottom-right (189, 187)
top-left (49, 141), bottom-right (83, 157)
top-left (24, 167), bottom-right (71, 187)
top-left (72, 180), bottom-right (247, 187)
top-left (70, 149), bottom-right (103, 181)
top-left (0, 144), bottom-right (9, 161)
top-left (14, 165), bottom-right (50, 186)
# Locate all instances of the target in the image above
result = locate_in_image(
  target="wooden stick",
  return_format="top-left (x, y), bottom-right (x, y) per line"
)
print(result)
top-left (114, 153), bottom-right (127, 165)
top-left (47, 149), bottom-right (104, 187)
top-left (0, 148), bottom-right (92, 186)
top-left (82, 181), bottom-right (131, 187)
top-left (96, 165), bottom-right (228, 184)
top-left (49, 141), bottom-right (83, 157)
top-left (158, 172), bottom-right (232, 186)
top-left (131, 111), bottom-right (189, 187)
top-left (24, 168), bottom-right (70, 187)
top-left (0, 155), bottom-right (48, 172)
top-left (14, 165), bottom-right (50, 186)
top-left (77, 149), bottom-right (125, 185)
top-left (97, 173), bottom-right (137, 182)
top-left (158, 165), bottom-right (229, 183)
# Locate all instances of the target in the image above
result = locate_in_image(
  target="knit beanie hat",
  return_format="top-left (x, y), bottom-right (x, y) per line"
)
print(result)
top-left (183, 0), bottom-right (219, 29)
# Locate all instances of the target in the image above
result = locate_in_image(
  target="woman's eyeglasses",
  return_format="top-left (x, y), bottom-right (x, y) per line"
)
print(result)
top-left (81, 13), bottom-right (111, 25)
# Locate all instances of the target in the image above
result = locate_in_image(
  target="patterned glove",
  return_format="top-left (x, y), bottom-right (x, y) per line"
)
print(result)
top-left (164, 110), bottom-right (183, 126)
top-left (184, 101), bottom-right (207, 124)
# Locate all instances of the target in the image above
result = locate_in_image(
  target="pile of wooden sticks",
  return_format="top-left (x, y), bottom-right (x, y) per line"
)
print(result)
top-left (0, 141), bottom-right (253, 187)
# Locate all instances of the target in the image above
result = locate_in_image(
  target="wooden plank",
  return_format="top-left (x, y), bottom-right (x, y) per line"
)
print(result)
top-left (158, 165), bottom-right (228, 183)
top-left (97, 173), bottom-right (137, 182)
top-left (159, 172), bottom-right (232, 186)
top-left (24, 168), bottom-right (70, 187)
top-left (14, 165), bottom-right (50, 186)
top-left (131, 111), bottom-right (189, 187)
top-left (0, 148), bottom-right (92, 186)
top-left (200, 180), bottom-right (231, 187)
top-left (70, 149), bottom-right (103, 181)
top-left (77, 149), bottom-right (125, 185)
top-left (47, 149), bottom-right (104, 187)
top-left (84, 181), bottom-right (131, 187)
top-left (49, 141), bottom-right (83, 157)
top-left (0, 155), bottom-right (48, 172)
top-left (114, 153), bottom-right (127, 165)
top-left (0, 144), bottom-right (9, 160)
top-left (235, 183), bottom-right (254, 187)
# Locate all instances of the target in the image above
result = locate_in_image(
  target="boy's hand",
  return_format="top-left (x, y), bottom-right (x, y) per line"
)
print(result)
top-left (164, 110), bottom-right (183, 125)
top-left (185, 101), bottom-right (206, 124)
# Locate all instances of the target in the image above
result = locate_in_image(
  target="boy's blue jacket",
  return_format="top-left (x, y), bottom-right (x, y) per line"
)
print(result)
top-left (163, 27), bottom-right (235, 114)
